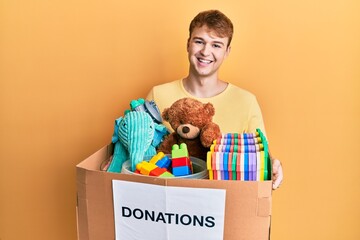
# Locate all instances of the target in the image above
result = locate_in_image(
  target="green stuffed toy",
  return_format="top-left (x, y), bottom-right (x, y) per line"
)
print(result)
top-left (107, 99), bottom-right (168, 172)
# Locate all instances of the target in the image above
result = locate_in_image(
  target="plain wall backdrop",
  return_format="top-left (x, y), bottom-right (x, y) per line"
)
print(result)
top-left (1, 0), bottom-right (359, 239)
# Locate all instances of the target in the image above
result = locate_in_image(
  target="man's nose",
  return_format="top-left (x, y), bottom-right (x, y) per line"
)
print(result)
top-left (200, 44), bottom-right (211, 56)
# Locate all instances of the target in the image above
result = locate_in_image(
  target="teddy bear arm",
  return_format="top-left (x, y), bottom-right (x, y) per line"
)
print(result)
top-left (200, 123), bottom-right (221, 147)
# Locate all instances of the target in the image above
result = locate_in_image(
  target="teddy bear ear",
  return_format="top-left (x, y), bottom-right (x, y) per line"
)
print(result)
top-left (204, 103), bottom-right (215, 116)
top-left (162, 108), bottom-right (170, 121)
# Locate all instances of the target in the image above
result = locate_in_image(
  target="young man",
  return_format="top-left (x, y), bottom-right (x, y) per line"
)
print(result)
top-left (146, 10), bottom-right (283, 189)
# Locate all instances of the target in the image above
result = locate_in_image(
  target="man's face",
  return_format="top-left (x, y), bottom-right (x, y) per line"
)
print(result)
top-left (187, 26), bottom-right (231, 78)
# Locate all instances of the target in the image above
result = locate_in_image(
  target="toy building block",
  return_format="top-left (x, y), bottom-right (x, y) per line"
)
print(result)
top-left (155, 155), bottom-right (171, 169)
top-left (172, 157), bottom-right (191, 168)
top-left (149, 152), bottom-right (165, 164)
top-left (172, 157), bottom-right (193, 175)
top-left (149, 166), bottom-right (167, 176)
top-left (136, 160), bottom-right (174, 177)
top-left (159, 171), bottom-right (174, 178)
top-left (171, 143), bottom-right (189, 158)
top-left (136, 161), bottom-right (157, 175)
top-left (172, 165), bottom-right (192, 176)
top-left (171, 143), bottom-right (192, 176)
top-left (150, 167), bottom-right (174, 178)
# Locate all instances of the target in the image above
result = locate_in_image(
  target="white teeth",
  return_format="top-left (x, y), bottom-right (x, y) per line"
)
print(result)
top-left (198, 58), bottom-right (212, 64)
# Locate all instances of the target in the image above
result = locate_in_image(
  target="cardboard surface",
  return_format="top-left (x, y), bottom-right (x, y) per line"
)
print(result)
top-left (76, 144), bottom-right (272, 240)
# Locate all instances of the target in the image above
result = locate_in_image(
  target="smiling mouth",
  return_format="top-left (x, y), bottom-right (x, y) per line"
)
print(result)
top-left (197, 58), bottom-right (213, 64)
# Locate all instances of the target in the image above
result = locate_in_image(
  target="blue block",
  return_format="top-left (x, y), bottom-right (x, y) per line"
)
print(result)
top-left (172, 166), bottom-right (191, 176)
top-left (155, 155), bottom-right (171, 169)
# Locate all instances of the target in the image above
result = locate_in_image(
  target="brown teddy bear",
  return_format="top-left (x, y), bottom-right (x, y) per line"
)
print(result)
top-left (158, 98), bottom-right (221, 160)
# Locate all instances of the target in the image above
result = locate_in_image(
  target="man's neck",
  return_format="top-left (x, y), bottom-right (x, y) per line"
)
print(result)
top-left (182, 75), bottom-right (228, 98)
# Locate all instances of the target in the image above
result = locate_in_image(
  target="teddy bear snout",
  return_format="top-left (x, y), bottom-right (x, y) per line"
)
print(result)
top-left (176, 124), bottom-right (200, 139)
top-left (182, 126), bottom-right (190, 134)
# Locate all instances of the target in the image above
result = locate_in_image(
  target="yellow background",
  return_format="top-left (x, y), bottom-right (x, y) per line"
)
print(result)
top-left (1, 0), bottom-right (359, 239)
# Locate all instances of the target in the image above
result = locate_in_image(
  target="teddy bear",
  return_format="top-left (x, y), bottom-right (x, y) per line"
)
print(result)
top-left (157, 97), bottom-right (221, 160)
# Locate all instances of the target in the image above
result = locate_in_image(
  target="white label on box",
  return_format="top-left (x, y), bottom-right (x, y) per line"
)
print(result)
top-left (112, 180), bottom-right (226, 240)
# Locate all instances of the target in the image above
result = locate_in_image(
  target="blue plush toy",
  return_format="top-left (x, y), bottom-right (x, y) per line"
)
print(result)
top-left (107, 99), bottom-right (168, 172)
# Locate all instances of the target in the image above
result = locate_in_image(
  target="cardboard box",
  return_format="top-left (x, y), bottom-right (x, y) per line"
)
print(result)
top-left (76, 144), bottom-right (272, 240)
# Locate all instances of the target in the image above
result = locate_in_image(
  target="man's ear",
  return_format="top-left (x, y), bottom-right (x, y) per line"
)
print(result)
top-left (225, 45), bottom-right (231, 58)
top-left (186, 38), bottom-right (190, 52)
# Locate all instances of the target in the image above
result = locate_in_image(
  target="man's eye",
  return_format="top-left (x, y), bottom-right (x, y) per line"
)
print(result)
top-left (213, 44), bottom-right (221, 48)
top-left (195, 40), bottom-right (203, 44)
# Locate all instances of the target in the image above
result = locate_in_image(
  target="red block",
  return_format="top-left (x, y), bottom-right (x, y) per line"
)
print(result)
top-left (172, 157), bottom-right (191, 168)
top-left (149, 167), bottom-right (167, 176)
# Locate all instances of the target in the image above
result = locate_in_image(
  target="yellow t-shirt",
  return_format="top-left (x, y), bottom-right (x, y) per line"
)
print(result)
top-left (146, 79), bottom-right (266, 135)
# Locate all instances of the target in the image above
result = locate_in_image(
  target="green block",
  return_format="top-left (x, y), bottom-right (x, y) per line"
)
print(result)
top-left (160, 171), bottom-right (174, 178)
top-left (171, 143), bottom-right (189, 158)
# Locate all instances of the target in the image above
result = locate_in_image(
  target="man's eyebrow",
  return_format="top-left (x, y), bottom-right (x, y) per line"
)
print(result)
top-left (192, 37), bottom-right (225, 46)
top-left (192, 37), bottom-right (204, 41)
top-left (213, 41), bottom-right (225, 46)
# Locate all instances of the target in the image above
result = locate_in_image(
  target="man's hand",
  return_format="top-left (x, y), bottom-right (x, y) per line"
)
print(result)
top-left (272, 159), bottom-right (283, 190)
